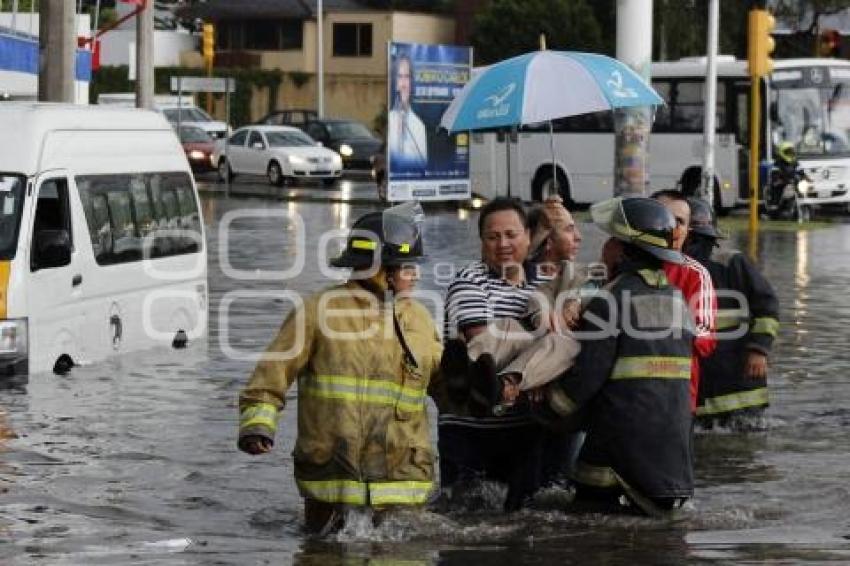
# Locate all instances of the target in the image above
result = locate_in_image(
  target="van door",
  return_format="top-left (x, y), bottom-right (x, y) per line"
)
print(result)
top-left (28, 173), bottom-right (86, 373)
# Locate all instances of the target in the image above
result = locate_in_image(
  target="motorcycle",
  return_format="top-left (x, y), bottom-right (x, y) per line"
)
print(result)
top-left (763, 164), bottom-right (812, 222)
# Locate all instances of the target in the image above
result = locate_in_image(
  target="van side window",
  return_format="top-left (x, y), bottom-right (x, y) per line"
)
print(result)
top-left (77, 172), bottom-right (203, 265)
top-left (31, 178), bottom-right (73, 271)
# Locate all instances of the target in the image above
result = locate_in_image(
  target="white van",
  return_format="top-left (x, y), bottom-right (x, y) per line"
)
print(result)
top-left (0, 103), bottom-right (208, 376)
top-left (97, 93), bottom-right (229, 139)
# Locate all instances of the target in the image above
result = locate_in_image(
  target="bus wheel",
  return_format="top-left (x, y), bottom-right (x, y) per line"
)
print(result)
top-left (53, 354), bottom-right (74, 375)
top-left (533, 168), bottom-right (573, 206)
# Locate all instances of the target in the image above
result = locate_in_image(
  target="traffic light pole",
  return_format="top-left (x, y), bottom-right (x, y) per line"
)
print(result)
top-left (748, 76), bottom-right (760, 259)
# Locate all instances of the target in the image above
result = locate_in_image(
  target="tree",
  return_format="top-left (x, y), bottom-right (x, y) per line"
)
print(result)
top-left (470, 0), bottom-right (602, 65)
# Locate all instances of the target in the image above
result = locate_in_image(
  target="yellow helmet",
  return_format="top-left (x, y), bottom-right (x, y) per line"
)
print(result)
top-left (777, 141), bottom-right (796, 164)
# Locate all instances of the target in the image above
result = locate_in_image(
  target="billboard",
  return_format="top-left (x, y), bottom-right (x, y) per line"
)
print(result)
top-left (387, 42), bottom-right (472, 201)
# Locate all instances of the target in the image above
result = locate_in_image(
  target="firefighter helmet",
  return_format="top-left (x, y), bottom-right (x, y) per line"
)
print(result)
top-left (330, 201), bottom-right (425, 269)
top-left (591, 196), bottom-right (684, 264)
top-left (687, 197), bottom-right (724, 239)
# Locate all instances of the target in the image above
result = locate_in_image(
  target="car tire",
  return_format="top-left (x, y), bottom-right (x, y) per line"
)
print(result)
top-left (217, 158), bottom-right (234, 182)
top-left (267, 161), bottom-right (284, 187)
top-left (321, 178), bottom-right (336, 188)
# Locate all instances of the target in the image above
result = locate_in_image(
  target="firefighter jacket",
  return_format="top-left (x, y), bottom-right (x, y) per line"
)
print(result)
top-left (548, 262), bottom-right (696, 500)
top-left (696, 249), bottom-right (780, 417)
top-left (238, 279), bottom-right (443, 507)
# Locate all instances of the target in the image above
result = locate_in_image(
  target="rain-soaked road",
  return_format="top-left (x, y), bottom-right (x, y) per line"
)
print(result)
top-left (2, 182), bottom-right (850, 565)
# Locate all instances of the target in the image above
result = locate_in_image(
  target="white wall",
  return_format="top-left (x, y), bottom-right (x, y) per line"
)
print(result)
top-left (99, 29), bottom-right (195, 67)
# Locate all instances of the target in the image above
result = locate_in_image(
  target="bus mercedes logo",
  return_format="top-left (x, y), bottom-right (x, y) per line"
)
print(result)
top-left (822, 168), bottom-right (830, 180)
top-left (810, 68), bottom-right (825, 84)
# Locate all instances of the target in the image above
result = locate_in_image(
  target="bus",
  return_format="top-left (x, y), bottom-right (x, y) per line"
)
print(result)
top-left (469, 57), bottom-right (850, 213)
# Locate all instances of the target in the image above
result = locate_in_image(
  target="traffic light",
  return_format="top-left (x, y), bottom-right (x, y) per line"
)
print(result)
top-left (747, 9), bottom-right (775, 77)
top-left (202, 23), bottom-right (215, 69)
top-left (819, 29), bottom-right (841, 58)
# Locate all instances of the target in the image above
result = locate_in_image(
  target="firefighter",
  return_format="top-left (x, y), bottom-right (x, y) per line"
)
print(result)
top-left (685, 197), bottom-right (780, 431)
top-left (237, 202), bottom-right (443, 533)
top-left (546, 197), bottom-right (696, 516)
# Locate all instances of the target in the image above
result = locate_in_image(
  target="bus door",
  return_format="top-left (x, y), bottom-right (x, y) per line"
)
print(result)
top-left (734, 80), bottom-right (752, 201)
top-left (494, 128), bottom-right (521, 199)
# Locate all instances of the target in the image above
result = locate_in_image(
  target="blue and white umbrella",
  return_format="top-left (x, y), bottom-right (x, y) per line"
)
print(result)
top-left (440, 50), bottom-right (663, 133)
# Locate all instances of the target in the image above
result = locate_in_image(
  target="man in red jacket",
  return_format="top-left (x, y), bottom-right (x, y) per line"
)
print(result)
top-left (651, 190), bottom-right (717, 412)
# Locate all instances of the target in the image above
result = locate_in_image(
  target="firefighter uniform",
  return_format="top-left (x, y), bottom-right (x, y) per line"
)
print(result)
top-left (695, 249), bottom-right (779, 420)
top-left (238, 202), bottom-right (443, 530)
top-left (546, 197), bottom-right (697, 514)
top-left (685, 198), bottom-right (780, 424)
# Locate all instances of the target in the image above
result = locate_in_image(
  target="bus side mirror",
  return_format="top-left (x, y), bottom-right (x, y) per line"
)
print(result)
top-left (769, 102), bottom-right (779, 123)
top-left (33, 229), bottom-right (72, 270)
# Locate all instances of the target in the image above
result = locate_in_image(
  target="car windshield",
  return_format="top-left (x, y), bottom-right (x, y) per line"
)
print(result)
top-left (326, 121), bottom-right (375, 140)
top-left (163, 108), bottom-right (214, 123)
top-left (0, 174), bottom-right (26, 260)
top-left (265, 130), bottom-right (316, 147)
top-left (179, 126), bottom-right (212, 143)
top-left (771, 76), bottom-right (850, 158)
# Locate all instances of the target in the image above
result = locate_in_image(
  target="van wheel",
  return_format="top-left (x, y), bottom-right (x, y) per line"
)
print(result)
top-left (268, 161), bottom-right (284, 187)
top-left (172, 330), bottom-right (188, 349)
top-left (218, 158), bottom-right (234, 182)
top-left (53, 354), bottom-right (74, 375)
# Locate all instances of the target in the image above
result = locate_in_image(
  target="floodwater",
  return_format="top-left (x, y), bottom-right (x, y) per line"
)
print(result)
top-left (2, 192), bottom-right (850, 565)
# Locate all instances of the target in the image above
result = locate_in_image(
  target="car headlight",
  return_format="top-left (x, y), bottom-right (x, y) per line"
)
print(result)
top-left (332, 154), bottom-right (342, 165)
top-left (798, 178), bottom-right (812, 192)
top-left (0, 318), bottom-right (28, 358)
top-left (339, 144), bottom-right (354, 157)
top-left (189, 150), bottom-right (205, 160)
top-left (288, 155), bottom-right (306, 165)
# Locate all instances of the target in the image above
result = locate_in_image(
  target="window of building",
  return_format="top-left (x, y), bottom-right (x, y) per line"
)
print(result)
top-left (218, 20), bottom-right (302, 51)
top-left (333, 23), bottom-right (372, 57)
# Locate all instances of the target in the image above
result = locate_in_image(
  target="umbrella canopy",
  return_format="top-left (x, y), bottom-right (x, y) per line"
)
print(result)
top-left (440, 50), bottom-right (664, 133)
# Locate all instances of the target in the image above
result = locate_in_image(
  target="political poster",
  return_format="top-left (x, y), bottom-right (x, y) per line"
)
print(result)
top-left (387, 42), bottom-right (472, 201)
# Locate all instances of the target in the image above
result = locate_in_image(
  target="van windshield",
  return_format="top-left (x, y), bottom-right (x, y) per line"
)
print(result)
top-left (0, 174), bottom-right (26, 260)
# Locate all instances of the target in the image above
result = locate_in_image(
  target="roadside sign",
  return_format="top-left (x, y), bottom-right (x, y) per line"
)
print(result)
top-left (170, 76), bottom-right (235, 93)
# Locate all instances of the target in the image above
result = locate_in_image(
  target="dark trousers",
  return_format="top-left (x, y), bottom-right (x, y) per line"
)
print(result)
top-left (438, 422), bottom-right (545, 511)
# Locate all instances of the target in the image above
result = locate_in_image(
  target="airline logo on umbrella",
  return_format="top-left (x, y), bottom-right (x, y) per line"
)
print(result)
top-left (477, 82), bottom-right (516, 120)
top-left (606, 70), bottom-right (638, 99)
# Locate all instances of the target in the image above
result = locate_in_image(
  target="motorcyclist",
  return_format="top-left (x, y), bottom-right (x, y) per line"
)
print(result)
top-left (768, 141), bottom-right (807, 218)
top-left (237, 202), bottom-right (443, 534)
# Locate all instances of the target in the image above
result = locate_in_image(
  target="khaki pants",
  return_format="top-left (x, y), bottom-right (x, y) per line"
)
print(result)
top-left (467, 319), bottom-right (580, 391)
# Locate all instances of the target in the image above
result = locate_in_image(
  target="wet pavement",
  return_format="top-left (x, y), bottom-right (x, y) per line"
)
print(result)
top-left (2, 183), bottom-right (850, 564)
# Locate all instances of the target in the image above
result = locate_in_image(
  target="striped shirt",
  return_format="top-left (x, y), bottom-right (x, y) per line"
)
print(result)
top-left (441, 260), bottom-right (539, 429)
top-left (443, 261), bottom-right (538, 341)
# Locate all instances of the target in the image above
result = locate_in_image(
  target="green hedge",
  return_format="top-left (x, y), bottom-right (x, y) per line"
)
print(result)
top-left (90, 66), bottom-right (283, 127)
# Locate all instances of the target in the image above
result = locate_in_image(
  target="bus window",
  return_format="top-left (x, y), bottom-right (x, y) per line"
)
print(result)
top-left (651, 80), bottom-right (672, 131)
top-left (671, 81), bottom-right (726, 132)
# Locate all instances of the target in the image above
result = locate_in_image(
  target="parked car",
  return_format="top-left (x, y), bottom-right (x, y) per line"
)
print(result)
top-left (302, 119), bottom-right (382, 171)
top-left (214, 125), bottom-right (342, 187)
top-left (161, 106), bottom-right (229, 140)
top-left (97, 93), bottom-right (229, 139)
top-left (176, 125), bottom-right (216, 173)
top-left (256, 108), bottom-right (318, 128)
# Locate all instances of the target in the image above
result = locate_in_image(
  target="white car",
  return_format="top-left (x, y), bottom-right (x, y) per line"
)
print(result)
top-left (214, 125), bottom-right (343, 186)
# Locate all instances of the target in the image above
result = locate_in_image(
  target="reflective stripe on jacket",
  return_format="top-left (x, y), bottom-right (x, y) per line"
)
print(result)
top-left (696, 249), bottom-right (779, 417)
top-left (550, 264), bottom-right (696, 500)
top-left (238, 281), bottom-right (443, 506)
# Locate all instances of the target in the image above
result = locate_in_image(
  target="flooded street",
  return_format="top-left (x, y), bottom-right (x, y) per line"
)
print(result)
top-left (2, 189), bottom-right (850, 565)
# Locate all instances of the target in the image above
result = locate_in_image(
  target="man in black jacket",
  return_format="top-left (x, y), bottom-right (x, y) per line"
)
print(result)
top-left (546, 196), bottom-right (696, 516)
top-left (685, 198), bottom-right (780, 431)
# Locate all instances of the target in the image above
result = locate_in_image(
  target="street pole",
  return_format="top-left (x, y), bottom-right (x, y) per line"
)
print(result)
top-left (38, 0), bottom-right (76, 103)
top-left (317, 0), bottom-right (324, 118)
top-left (614, 0), bottom-right (653, 197)
top-left (135, 0), bottom-right (154, 109)
top-left (701, 0), bottom-right (720, 205)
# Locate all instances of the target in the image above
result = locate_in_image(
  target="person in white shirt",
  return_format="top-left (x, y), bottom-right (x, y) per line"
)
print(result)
top-left (388, 53), bottom-right (428, 169)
